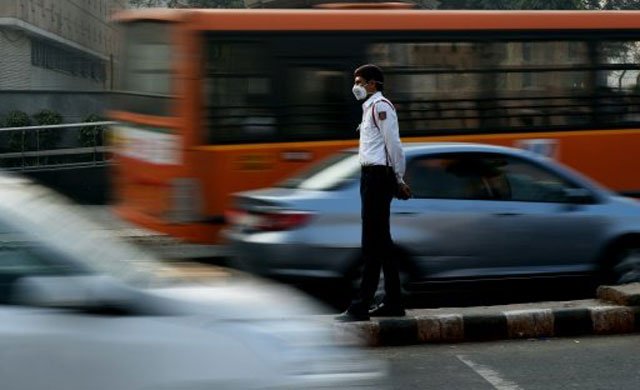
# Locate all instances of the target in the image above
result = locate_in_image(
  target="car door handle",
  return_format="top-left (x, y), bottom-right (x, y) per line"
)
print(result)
top-left (393, 211), bottom-right (418, 216)
top-left (493, 212), bottom-right (521, 217)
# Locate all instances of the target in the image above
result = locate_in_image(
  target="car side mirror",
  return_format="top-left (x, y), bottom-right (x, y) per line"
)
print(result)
top-left (11, 275), bottom-right (135, 313)
top-left (564, 188), bottom-right (596, 205)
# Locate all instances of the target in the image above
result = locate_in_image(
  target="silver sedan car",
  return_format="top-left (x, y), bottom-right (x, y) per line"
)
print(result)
top-left (224, 143), bottom-right (640, 295)
top-left (0, 173), bottom-right (385, 390)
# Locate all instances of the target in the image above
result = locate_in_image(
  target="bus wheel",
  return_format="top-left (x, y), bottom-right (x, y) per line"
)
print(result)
top-left (610, 243), bottom-right (640, 285)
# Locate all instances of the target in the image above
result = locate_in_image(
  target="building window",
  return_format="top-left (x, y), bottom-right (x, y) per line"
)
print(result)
top-left (31, 39), bottom-right (106, 82)
top-left (522, 42), bottom-right (532, 62)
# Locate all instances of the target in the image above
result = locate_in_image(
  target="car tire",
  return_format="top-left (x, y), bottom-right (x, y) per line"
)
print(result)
top-left (609, 243), bottom-right (640, 284)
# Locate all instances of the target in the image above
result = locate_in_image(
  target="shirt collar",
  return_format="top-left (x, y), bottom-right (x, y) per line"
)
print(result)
top-left (362, 91), bottom-right (383, 109)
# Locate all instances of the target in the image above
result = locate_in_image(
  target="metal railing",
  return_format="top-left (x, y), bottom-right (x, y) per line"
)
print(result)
top-left (0, 121), bottom-right (116, 172)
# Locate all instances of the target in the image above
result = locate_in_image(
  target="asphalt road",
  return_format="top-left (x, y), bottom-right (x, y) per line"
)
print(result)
top-left (368, 334), bottom-right (640, 390)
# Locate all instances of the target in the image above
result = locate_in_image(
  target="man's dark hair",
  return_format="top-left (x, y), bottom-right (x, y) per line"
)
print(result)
top-left (354, 64), bottom-right (384, 92)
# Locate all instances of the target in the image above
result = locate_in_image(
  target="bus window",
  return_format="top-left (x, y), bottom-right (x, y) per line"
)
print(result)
top-left (368, 42), bottom-right (483, 133)
top-left (597, 40), bottom-right (640, 124)
top-left (280, 66), bottom-right (351, 141)
top-left (115, 22), bottom-right (174, 116)
top-left (368, 39), bottom-right (594, 133)
top-left (493, 40), bottom-right (592, 128)
top-left (204, 35), bottom-right (357, 145)
top-left (205, 41), bottom-right (275, 144)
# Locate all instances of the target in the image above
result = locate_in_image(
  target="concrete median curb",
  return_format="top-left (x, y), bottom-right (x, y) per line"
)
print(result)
top-left (331, 292), bottom-right (640, 347)
top-left (598, 283), bottom-right (640, 306)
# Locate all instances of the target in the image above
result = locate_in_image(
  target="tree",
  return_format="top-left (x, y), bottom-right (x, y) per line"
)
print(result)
top-left (434, 0), bottom-right (640, 9)
top-left (128, 0), bottom-right (169, 7)
top-left (32, 109), bottom-right (63, 165)
top-left (437, 0), bottom-right (586, 9)
top-left (515, 0), bottom-right (585, 9)
top-left (413, 0), bottom-right (440, 9)
top-left (128, 0), bottom-right (245, 8)
top-left (599, 0), bottom-right (640, 10)
top-left (5, 110), bottom-right (31, 153)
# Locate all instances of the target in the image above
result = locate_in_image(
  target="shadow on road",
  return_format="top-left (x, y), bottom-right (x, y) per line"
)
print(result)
top-left (293, 276), bottom-right (598, 312)
top-left (191, 257), bottom-right (598, 313)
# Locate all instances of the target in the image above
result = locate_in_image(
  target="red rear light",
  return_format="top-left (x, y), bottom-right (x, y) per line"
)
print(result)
top-left (224, 209), bottom-right (244, 226)
top-left (225, 209), bottom-right (314, 232)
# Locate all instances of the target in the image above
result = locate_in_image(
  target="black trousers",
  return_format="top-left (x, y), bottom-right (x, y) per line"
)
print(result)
top-left (348, 165), bottom-right (403, 314)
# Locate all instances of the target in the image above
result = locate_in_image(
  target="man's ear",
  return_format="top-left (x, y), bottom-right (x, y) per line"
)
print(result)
top-left (366, 80), bottom-right (377, 93)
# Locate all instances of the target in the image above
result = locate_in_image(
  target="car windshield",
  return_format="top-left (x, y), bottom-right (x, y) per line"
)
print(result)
top-left (277, 152), bottom-right (360, 191)
top-left (0, 176), bottom-right (168, 288)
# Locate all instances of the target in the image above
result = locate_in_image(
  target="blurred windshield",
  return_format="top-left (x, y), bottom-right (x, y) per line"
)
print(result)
top-left (278, 152), bottom-right (360, 191)
top-left (0, 176), bottom-right (166, 288)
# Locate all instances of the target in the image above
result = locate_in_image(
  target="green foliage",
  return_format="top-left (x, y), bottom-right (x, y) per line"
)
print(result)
top-left (5, 111), bottom-right (31, 154)
top-left (32, 109), bottom-right (62, 126)
top-left (516, 0), bottom-right (585, 9)
top-left (3, 109), bottom-right (63, 167)
top-left (4, 110), bottom-right (31, 127)
top-left (128, 0), bottom-right (169, 7)
top-left (599, 0), bottom-right (640, 10)
top-left (434, 0), bottom-right (640, 9)
top-left (127, 0), bottom-right (640, 10)
top-left (181, 0), bottom-right (246, 8)
top-left (413, 0), bottom-right (440, 9)
top-left (31, 109), bottom-right (62, 152)
top-left (129, 0), bottom-right (245, 8)
top-left (78, 114), bottom-right (106, 147)
top-left (437, 0), bottom-right (581, 9)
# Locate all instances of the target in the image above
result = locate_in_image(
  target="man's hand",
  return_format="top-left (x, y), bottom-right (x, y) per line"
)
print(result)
top-left (396, 183), bottom-right (412, 200)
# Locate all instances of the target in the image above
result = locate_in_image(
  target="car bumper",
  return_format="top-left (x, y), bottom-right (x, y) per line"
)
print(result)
top-left (224, 230), bottom-right (358, 282)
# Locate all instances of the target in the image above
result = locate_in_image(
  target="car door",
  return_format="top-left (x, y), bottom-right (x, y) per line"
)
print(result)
top-left (392, 153), bottom-right (519, 280)
top-left (0, 243), bottom-right (260, 390)
top-left (491, 154), bottom-right (607, 275)
top-left (393, 151), bottom-right (607, 281)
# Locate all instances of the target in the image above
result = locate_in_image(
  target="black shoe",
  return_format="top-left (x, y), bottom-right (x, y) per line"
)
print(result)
top-left (369, 302), bottom-right (406, 317)
top-left (335, 310), bottom-right (370, 322)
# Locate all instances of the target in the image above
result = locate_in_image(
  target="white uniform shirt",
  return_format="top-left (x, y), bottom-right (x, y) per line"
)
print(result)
top-left (358, 91), bottom-right (406, 184)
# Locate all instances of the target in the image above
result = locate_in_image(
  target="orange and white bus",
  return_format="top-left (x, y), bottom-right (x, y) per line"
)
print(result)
top-left (110, 8), bottom-right (640, 244)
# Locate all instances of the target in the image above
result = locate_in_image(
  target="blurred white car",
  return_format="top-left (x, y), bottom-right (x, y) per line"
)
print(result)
top-left (0, 173), bottom-right (385, 390)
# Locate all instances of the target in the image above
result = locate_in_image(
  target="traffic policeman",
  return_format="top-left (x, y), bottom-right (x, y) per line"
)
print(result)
top-left (336, 64), bottom-right (412, 322)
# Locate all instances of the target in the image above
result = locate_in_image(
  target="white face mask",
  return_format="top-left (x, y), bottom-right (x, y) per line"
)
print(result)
top-left (352, 84), bottom-right (368, 101)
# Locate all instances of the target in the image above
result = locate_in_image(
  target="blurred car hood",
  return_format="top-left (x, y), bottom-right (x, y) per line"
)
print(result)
top-left (148, 278), bottom-right (328, 321)
top-left (235, 187), bottom-right (327, 203)
top-left (232, 188), bottom-right (327, 213)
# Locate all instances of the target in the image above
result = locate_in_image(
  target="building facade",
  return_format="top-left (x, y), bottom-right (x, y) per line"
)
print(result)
top-left (0, 0), bottom-right (127, 91)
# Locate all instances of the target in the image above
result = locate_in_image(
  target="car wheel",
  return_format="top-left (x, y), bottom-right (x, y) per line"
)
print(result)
top-left (610, 244), bottom-right (640, 284)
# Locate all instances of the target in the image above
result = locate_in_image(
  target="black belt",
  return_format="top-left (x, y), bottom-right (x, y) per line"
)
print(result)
top-left (361, 165), bottom-right (392, 172)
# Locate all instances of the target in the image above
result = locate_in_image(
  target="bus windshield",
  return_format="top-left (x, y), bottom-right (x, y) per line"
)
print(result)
top-left (114, 21), bottom-right (174, 116)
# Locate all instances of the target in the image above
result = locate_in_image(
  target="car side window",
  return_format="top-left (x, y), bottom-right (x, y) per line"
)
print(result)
top-left (406, 154), bottom-right (511, 200)
top-left (407, 152), bottom-right (580, 203)
top-left (0, 244), bottom-right (81, 305)
top-left (501, 157), bottom-right (579, 203)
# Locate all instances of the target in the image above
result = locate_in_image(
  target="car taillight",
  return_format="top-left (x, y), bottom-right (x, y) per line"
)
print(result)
top-left (225, 209), bottom-right (313, 232)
